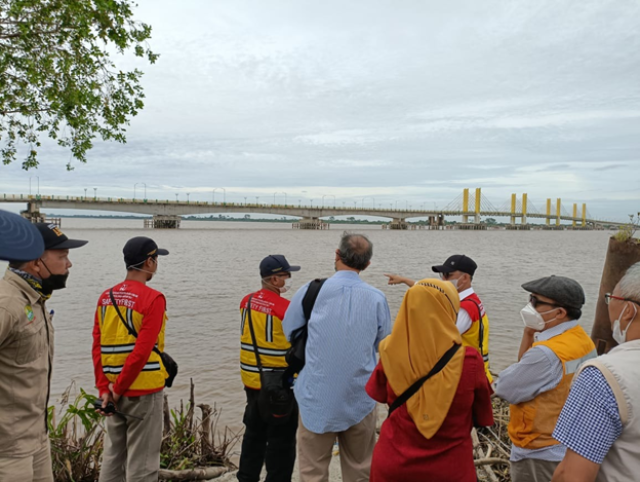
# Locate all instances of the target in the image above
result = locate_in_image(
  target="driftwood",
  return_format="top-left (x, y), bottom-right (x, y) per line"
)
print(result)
top-left (472, 428), bottom-right (500, 482)
top-left (475, 457), bottom-right (511, 467)
top-left (158, 466), bottom-right (230, 480)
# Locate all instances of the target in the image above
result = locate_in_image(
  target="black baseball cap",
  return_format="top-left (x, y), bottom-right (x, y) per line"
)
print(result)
top-left (260, 255), bottom-right (300, 278)
top-left (35, 223), bottom-right (88, 250)
top-left (0, 210), bottom-right (45, 261)
top-left (123, 236), bottom-right (169, 267)
top-left (432, 254), bottom-right (478, 277)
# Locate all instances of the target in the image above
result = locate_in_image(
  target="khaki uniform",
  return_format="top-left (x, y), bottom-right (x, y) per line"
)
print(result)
top-left (0, 270), bottom-right (54, 481)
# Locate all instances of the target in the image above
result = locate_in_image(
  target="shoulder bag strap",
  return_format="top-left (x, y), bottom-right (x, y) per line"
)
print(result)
top-left (245, 295), bottom-right (263, 375)
top-left (109, 288), bottom-right (162, 357)
top-left (388, 343), bottom-right (461, 417)
top-left (302, 278), bottom-right (327, 321)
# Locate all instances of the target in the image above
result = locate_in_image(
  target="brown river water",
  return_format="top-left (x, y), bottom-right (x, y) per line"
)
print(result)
top-left (0, 219), bottom-right (612, 437)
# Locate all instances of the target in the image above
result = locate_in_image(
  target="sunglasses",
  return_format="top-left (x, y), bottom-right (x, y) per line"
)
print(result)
top-left (529, 294), bottom-right (562, 309)
top-left (604, 293), bottom-right (640, 306)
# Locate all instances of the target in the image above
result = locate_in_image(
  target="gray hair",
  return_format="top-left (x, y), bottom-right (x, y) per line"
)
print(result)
top-left (338, 233), bottom-right (373, 271)
top-left (618, 262), bottom-right (640, 301)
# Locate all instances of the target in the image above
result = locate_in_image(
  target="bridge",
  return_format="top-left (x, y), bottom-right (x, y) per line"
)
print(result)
top-left (0, 188), bottom-right (627, 230)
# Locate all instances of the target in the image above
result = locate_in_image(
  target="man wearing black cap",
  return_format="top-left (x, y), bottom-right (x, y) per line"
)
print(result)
top-left (0, 222), bottom-right (87, 482)
top-left (494, 275), bottom-right (596, 482)
top-left (386, 254), bottom-right (492, 382)
top-left (237, 254), bottom-right (301, 482)
top-left (92, 236), bottom-right (170, 482)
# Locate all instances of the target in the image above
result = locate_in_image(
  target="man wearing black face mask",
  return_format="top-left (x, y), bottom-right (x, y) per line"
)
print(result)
top-left (0, 222), bottom-right (86, 482)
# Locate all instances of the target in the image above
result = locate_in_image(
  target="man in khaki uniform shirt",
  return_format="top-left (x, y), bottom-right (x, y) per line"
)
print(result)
top-left (0, 222), bottom-right (86, 482)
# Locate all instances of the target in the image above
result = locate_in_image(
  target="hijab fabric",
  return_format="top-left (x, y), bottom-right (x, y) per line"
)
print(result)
top-left (379, 278), bottom-right (464, 439)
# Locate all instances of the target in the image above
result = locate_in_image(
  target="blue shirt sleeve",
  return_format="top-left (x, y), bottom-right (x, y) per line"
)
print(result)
top-left (282, 282), bottom-right (310, 340)
top-left (552, 366), bottom-right (623, 464)
top-left (375, 296), bottom-right (392, 350)
top-left (494, 345), bottom-right (563, 404)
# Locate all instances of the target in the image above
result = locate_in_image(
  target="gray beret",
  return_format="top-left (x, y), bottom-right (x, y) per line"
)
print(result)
top-left (521, 275), bottom-right (585, 310)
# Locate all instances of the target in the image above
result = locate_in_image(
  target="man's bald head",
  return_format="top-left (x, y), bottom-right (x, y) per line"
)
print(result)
top-left (337, 233), bottom-right (373, 271)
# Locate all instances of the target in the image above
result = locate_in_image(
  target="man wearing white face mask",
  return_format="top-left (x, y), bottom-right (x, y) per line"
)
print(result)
top-left (238, 254), bottom-right (301, 482)
top-left (552, 262), bottom-right (640, 482)
top-left (494, 275), bottom-right (596, 482)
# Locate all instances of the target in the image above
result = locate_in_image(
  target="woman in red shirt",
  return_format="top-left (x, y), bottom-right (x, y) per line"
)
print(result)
top-left (366, 278), bottom-right (494, 482)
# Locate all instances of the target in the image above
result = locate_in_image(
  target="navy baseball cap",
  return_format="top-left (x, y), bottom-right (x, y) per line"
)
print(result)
top-left (0, 210), bottom-right (45, 261)
top-left (35, 223), bottom-right (88, 250)
top-left (260, 255), bottom-right (300, 278)
top-left (123, 236), bottom-right (169, 267)
top-left (432, 254), bottom-right (478, 277)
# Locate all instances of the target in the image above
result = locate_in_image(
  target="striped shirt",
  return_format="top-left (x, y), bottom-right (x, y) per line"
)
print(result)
top-left (283, 270), bottom-right (391, 434)
top-left (494, 320), bottom-right (579, 462)
top-left (553, 366), bottom-right (623, 464)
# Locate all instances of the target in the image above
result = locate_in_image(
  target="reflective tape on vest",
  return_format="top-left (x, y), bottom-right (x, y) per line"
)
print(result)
top-left (565, 349), bottom-right (597, 375)
top-left (103, 361), bottom-right (161, 374)
top-left (240, 343), bottom-right (288, 357)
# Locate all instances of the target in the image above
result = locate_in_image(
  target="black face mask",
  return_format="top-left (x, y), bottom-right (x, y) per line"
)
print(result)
top-left (39, 259), bottom-right (69, 295)
top-left (41, 272), bottom-right (69, 295)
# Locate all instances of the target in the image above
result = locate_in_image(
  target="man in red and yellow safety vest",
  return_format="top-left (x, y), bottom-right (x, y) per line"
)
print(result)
top-left (385, 254), bottom-right (492, 382)
top-left (92, 236), bottom-right (170, 482)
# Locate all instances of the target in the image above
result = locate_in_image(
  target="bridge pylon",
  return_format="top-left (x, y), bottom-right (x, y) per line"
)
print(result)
top-left (510, 194), bottom-right (517, 225)
top-left (475, 188), bottom-right (481, 224)
top-left (462, 188), bottom-right (470, 224)
top-left (556, 198), bottom-right (562, 226)
top-left (546, 199), bottom-right (551, 226)
top-left (522, 193), bottom-right (528, 225)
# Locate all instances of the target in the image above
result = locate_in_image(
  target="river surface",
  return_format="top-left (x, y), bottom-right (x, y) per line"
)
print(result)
top-left (0, 219), bottom-right (612, 434)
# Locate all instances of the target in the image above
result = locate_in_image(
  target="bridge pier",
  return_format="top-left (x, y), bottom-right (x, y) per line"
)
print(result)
top-left (388, 218), bottom-right (408, 230)
top-left (293, 218), bottom-right (329, 230)
top-left (144, 215), bottom-right (181, 229)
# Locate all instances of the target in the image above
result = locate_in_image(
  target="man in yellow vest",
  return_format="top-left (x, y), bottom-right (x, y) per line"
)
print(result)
top-left (385, 254), bottom-right (492, 382)
top-left (494, 275), bottom-right (596, 482)
top-left (92, 236), bottom-right (170, 482)
top-left (237, 254), bottom-right (301, 482)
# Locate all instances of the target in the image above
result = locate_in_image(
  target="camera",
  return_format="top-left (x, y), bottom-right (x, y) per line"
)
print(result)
top-left (93, 399), bottom-right (117, 414)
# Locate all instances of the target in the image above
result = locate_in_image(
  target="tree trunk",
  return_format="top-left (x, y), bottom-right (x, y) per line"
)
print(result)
top-left (592, 237), bottom-right (640, 354)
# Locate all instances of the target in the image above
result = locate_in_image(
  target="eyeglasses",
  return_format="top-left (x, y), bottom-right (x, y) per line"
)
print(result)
top-left (604, 293), bottom-right (640, 306)
top-left (529, 294), bottom-right (561, 309)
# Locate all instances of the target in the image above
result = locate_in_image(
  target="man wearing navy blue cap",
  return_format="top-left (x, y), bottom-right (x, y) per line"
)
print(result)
top-left (237, 255), bottom-right (301, 482)
top-left (0, 221), bottom-right (87, 482)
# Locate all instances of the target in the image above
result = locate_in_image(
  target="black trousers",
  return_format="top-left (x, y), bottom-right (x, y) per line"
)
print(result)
top-left (237, 388), bottom-right (298, 482)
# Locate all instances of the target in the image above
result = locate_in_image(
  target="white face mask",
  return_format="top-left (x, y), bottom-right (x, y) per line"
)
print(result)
top-left (612, 304), bottom-right (638, 345)
top-left (280, 278), bottom-right (292, 294)
top-left (449, 279), bottom-right (459, 290)
top-left (520, 303), bottom-right (558, 331)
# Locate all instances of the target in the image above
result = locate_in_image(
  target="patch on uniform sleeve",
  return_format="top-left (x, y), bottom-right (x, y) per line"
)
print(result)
top-left (24, 304), bottom-right (35, 322)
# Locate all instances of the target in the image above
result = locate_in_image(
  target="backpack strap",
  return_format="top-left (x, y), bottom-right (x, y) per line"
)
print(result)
top-left (302, 278), bottom-right (327, 321)
top-left (245, 294), bottom-right (264, 375)
top-left (388, 343), bottom-right (461, 417)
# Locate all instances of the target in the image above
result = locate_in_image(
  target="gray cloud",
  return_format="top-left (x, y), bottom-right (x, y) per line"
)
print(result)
top-left (1, 0), bottom-right (639, 221)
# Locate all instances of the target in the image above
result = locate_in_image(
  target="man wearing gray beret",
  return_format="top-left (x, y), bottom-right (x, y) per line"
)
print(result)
top-left (494, 275), bottom-right (597, 482)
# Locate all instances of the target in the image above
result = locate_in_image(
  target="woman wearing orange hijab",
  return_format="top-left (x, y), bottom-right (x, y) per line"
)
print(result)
top-left (366, 278), bottom-right (493, 482)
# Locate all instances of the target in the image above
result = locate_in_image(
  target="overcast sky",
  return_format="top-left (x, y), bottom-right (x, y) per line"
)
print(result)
top-left (1, 0), bottom-right (639, 221)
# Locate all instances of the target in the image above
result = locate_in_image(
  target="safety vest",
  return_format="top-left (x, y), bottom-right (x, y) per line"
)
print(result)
top-left (460, 292), bottom-right (492, 383)
top-left (508, 325), bottom-right (597, 449)
top-left (240, 289), bottom-right (290, 389)
top-left (97, 281), bottom-right (168, 392)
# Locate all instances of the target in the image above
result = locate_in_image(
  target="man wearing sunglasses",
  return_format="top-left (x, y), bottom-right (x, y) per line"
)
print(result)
top-left (552, 262), bottom-right (640, 482)
top-left (494, 275), bottom-right (596, 482)
top-left (385, 254), bottom-right (492, 382)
